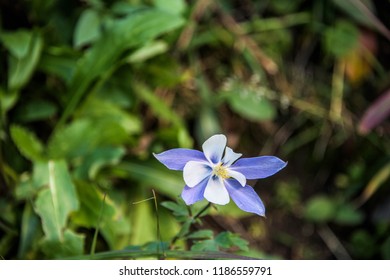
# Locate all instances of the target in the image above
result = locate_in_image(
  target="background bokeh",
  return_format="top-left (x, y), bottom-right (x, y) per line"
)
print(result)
top-left (0, 0), bottom-right (390, 259)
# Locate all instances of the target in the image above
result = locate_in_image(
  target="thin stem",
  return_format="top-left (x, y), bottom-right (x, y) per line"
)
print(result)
top-left (318, 224), bottom-right (351, 260)
top-left (169, 202), bottom-right (212, 248)
top-left (90, 192), bottom-right (107, 257)
top-left (193, 202), bottom-right (212, 221)
top-left (132, 197), bottom-right (155, 204)
top-left (152, 189), bottom-right (165, 259)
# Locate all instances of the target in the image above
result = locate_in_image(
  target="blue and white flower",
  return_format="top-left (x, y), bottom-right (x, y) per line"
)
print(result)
top-left (154, 134), bottom-right (286, 216)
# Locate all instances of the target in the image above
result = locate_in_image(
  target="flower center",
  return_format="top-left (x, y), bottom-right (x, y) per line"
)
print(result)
top-left (212, 163), bottom-right (229, 179)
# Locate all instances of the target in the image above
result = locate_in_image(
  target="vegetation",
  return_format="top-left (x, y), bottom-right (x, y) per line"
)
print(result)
top-left (0, 0), bottom-right (389, 259)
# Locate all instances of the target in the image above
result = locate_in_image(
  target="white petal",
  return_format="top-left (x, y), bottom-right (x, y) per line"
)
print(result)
top-left (222, 147), bottom-right (242, 166)
top-left (227, 169), bottom-right (246, 186)
top-left (204, 176), bottom-right (230, 205)
top-left (202, 134), bottom-right (227, 164)
top-left (183, 161), bottom-right (212, 188)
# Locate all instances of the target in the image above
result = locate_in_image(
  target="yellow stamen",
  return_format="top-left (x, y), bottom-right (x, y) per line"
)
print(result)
top-left (213, 163), bottom-right (229, 179)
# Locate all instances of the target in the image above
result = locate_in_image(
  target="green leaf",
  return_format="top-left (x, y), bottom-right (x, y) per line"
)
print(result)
top-left (95, 77), bottom-right (134, 109)
top-left (306, 196), bottom-right (364, 225)
top-left (15, 161), bottom-right (50, 200)
top-left (334, 204), bottom-right (364, 225)
top-left (40, 229), bottom-right (84, 258)
top-left (72, 181), bottom-right (116, 228)
top-left (59, 8), bottom-right (185, 127)
top-left (34, 160), bottom-right (79, 241)
top-left (224, 88), bottom-right (276, 121)
top-left (15, 179), bottom-right (37, 201)
top-left (127, 40), bottom-right (169, 63)
top-left (188, 230), bottom-right (214, 240)
top-left (110, 2), bottom-right (143, 15)
top-left (94, 119), bottom-right (133, 146)
top-left (190, 232), bottom-right (249, 252)
top-left (143, 57), bottom-right (185, 88)
top-left (215, 232), bottom-right (249, 251)
top-left (176, 219), bottom-right (192, 239)
top-left (0, 89), bottom-right (19, 115)
top-left (143, 241), bottom-right (170, 253)
top-left (324, 20), bottom-right (359, 58)
top-left (77, 97), bottom-right (141, 135)
top-left (35, 190), bottom-right (61, 240)
top-left (48, 116), bottom-right (132, 160)
top-left (304, 196), bottom-right (337, 223)
top-left (10, 125), bottom-right (45, 161)
top-left (47, 119), bottom-right (97, 159)
top-left (161, 201), bottom-right (188, 217)
top-left (18, 203), bottom-right (41, 258)
top-left (153, 0), bottom-right (187, 15)
top-left (73, 9), bottom-right (102, 48)
top-left (38, 50), bottom-right (77, 84)
top-left (0, 30), bottom-right (32, 58)
top-left (15, 99), bottom-right (57, 122)
top-left (191, 239), bottom-right (219, 252)
top-left (8, 31), bottom-right (43, 90)
top-left (74, 147), bottom-right (125, 180)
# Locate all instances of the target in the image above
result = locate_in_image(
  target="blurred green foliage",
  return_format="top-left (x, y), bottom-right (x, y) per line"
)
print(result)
top-left (0, 0), bottom-right (390, 259)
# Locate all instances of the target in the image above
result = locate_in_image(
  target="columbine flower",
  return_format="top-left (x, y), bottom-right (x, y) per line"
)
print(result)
top-left (153, 134), bottom-right (286, 216)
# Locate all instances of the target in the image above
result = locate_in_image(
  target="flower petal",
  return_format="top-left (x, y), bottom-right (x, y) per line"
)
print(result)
top-left (153, 148), bottom-right (207, 170)
top-left (183, 161), bottom-right (212, 187)
top-left (181, 179), bottom-right (208, 205)
top-left (230, 156), bottom-right (287, 179)
top-left (222, 147), bottom-right (242, 167)
top-left (202, 134), bottom-right (227, 164)
top-left (227, 169), bottom-right (246, 186)
top-left (225, 179), bottom-right (265, 216)
top-left (203, 176), bottom-right (230, 205)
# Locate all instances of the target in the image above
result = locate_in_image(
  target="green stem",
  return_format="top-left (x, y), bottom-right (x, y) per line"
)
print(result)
top-left (90, 192), bottom-right (107, 257)
top-left (169, 202), bottom-right (212, 248)
top-left (152, 189), bottom-right (165, 259)
top-left (193, 202), bottom-right (212, 221)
